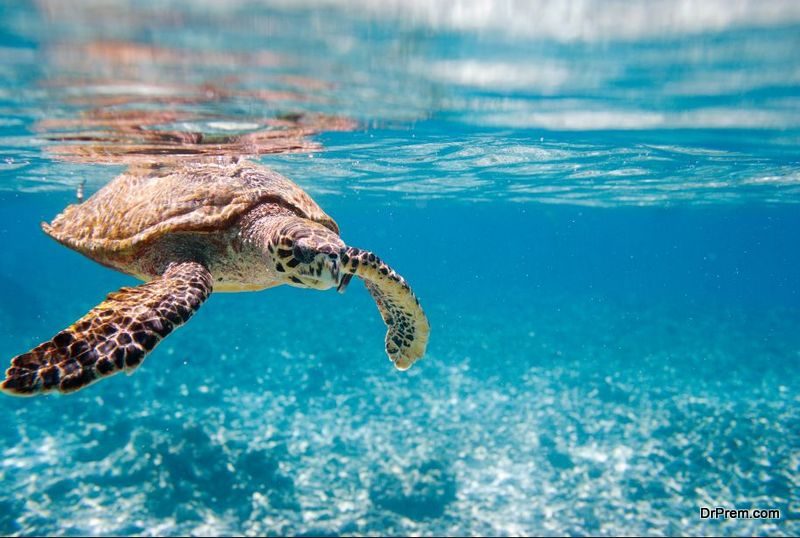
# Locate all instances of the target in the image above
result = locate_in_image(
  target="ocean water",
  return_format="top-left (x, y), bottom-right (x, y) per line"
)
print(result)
top-left (1, 1), bottom-right (799, 536)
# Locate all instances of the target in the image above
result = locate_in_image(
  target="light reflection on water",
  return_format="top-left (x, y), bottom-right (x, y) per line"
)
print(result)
top-left (1, 0), bottom-right (799, 205)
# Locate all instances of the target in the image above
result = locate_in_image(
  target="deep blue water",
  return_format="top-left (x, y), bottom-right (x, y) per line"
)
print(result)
top-left (1, 1), bottom-right (799, 536)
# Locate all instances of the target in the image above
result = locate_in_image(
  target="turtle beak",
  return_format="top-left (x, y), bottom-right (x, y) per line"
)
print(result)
top-left (337, 273), bottom-right (353, 294)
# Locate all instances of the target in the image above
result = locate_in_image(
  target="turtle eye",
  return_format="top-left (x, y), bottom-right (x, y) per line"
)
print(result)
top-left (292, 244), bottom-right (315, 264)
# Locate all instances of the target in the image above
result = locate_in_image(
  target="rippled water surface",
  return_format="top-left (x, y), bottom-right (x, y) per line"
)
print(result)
top-left (0, 1), bottom-right (799, 536)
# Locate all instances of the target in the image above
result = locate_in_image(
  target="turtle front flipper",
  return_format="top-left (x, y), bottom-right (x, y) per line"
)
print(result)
top-left (1, 261), bottom-right (212, 396)
top-left (341, 247), bottom-right (430, 370)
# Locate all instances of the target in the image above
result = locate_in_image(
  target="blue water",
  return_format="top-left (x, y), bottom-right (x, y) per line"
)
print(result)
top-left (1, 1), bottom-right (799, 536)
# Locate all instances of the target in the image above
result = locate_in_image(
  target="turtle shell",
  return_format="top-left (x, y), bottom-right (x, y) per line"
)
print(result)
top-left (43, 160), bottom-right (339, 256)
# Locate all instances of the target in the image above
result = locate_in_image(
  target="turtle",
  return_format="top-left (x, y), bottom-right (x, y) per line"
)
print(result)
top-left (1, 160), bottom-right (429, 396)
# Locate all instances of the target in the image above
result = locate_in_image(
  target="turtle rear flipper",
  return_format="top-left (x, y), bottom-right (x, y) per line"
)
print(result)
top-left (2, 261), bottom-right (212, 396)
top-left (341, 247), bottom-right (430, 370)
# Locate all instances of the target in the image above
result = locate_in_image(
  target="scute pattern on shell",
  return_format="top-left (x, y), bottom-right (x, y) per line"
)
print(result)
top-left (43, 161), bottom-right (338, 255)
top-left (1, 261), bottom-right (212, 395)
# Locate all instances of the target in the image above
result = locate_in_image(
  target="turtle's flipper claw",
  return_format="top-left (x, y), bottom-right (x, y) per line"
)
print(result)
top-left (337, 273), bottom-right (353, 294)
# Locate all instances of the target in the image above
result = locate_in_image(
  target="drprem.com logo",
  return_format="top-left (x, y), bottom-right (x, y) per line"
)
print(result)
top-left (700, 507), bottom-right (781, 520)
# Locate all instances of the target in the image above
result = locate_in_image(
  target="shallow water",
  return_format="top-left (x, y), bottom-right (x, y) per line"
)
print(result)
top-left (1, 1), bottom-right (799, 536)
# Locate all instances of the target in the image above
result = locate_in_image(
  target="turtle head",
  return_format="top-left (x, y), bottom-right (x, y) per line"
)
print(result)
top-left (269, 219), bottom-right (347, 291)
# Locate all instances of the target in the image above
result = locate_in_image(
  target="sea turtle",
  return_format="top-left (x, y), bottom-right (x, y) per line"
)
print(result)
top-left (1, 160), bottom-right (429, 395)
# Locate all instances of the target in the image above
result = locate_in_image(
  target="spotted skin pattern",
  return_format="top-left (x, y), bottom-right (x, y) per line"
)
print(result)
top-left (1, 262), bottom-right (212, 396)
top-left (260, 216), bottom-right (345, 289)
top-left (245, 214), bottom-right (430, 368)
top-left (340, 247), bottom-right (429, 370)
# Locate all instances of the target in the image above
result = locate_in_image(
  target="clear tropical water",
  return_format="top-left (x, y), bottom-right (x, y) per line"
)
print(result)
top-left (1, 1), bottom-right (799, 536)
